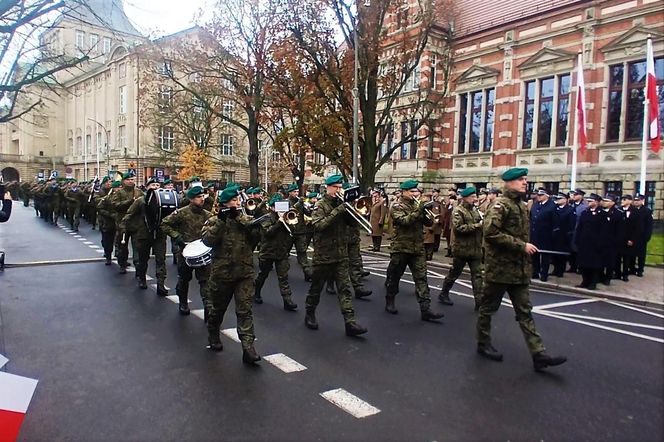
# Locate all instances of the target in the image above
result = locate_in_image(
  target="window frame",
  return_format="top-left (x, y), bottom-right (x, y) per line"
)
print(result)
top-left (158, 126), bottom-right (174, 151)
top-left (119, 85), bottom-right (127, 114)
top-left (102, 37), bottom-right (111, 54)
top-left (75, 30), bottom-right (85, 50)
top-left (457, 87), bottom-right (495, 154)
top-left (522, 73), bottom-right (571, 149)
top-left (220, 133), bottom-right (234, 156)
top-left (89, 33), bottom-right (98, 51)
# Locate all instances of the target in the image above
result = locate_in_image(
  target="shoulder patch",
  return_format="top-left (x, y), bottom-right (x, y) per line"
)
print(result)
top-left (493, 203), bottom-right (502, 208)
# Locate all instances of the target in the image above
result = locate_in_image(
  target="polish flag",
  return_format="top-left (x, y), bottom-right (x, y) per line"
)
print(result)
top-left (576, 54), bottom-right (587, 155)
top-left (0, 368), bottom-right (38, 442)
top-left (646, 38), bottom-right (661, 153)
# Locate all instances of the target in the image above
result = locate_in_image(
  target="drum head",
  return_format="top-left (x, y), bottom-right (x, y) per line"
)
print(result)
top-left (182, 239), bottom-right (210, 258)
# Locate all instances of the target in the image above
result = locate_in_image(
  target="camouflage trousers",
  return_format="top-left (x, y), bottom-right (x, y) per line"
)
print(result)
top-left (132, 232), bottom-right (167, 285)
top-left (115, 230), bottom-right (138, 268)
top-left (100, 228), bottom-right (115, 260)
top-left (306, 260), bottom-right (356, 323)
top-left (291, 233), bottom-right (312, 278)
top-left (441, 256), bottom-right (483, 305)
top-left (476, 283), bottom-right (545, 354)
top-left (385, 252), bottom-right (431, 311)
top-left (206, 276), bottom-right (255, 350)
top-left (175, 253), bottom-right (209, 305)
top-left (347, 241), bottom-right (365, 289)
top-left (67, 205), bottom-right (81, 229)
top-left (255, 258), bottom-right (291, 298)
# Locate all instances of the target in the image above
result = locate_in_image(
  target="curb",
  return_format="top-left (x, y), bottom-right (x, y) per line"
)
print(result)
top-left (361, 249), bottom-right (664, 309)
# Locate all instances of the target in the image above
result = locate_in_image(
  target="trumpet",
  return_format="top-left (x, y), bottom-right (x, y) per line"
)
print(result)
top-left (422, 200), bottom-right (440, 224)
top-left (279, 209), bottom-right (299, 236)
top-left (243, 198), bottom-right (261, 216)
top-left (337, 186), bottom-right (372, 234)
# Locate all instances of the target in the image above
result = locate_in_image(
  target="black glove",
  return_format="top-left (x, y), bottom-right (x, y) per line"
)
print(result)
top-left (0, 184), bottom-right (4, 200)
top-left (218, 207), bottom-right (231, 221)
top-left (174, 237), bottom-right (186, 248)
top-left (228, 207), bottom-right (240, 219)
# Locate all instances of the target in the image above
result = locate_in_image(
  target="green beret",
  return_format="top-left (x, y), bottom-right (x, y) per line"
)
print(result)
top-left (268, 194), bottom-right (283, 206)
top-left (342, 182), bottom-right (353, 190)
top-left (101, 176), bottom-right (110, 184)
top-left (218, 188), bottom-right (238, 204)
top-left (325, 174), bottom-right (343, 186)
top-left (225, 182), bottom-right (240, 191)
top-left (122, 172), bottom-right (134, 180)
top-left (111, 180), bottom-right (121, 188)
top-left (400, 179), bottom-right (419, 190)
top-left (460, 186), bottom-right (477, 198)
top-left (245, 187), bottom-right (255, 194)
top-left (306, 192), bottom-right (318, 199)
top-left (286, 183), bottom-right (299, 193)
top-left (186, 186), bottom-right (205, 199)
top-left (252, 187), bottom-right (263, 194)
top-left (163, 178), bottom-right (172, 185)
top-left (206, 182), bottom-right (215, 189)
top-left (188, 176), bottom-right (200, 183)
top-left (145, 176), bottom-right (158, 185)
top-left (501, 167), bottom-right (528, 181)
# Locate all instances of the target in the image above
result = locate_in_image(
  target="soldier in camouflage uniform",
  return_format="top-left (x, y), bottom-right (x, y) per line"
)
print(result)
top-left (477, 167), bottom-right (567, 372)
top-left (286, 183), bottom-right (312, 281)
top-left (253, 194), bottom-right (298, 311)
top-left (385, 179), bottom-right (444, 321)
top-left (97, 178), bottom-right (117, 265)
top-left (438, 187), bottom-right (484, 309)
top-left (202, 182), bottom-right (216, 212)
top-left (120, 177), bottom-right (168, 293)
top-left (64, 181), bottom-right (85, 231)
top-left (162, 186), bottom-right (211, 316)
top-left (20, 181), bottom-right (31, 207)
top-left (202, 187), bottom-right (262, 364)
top-left (304, 175), bottom-right (367, 337)
top-left (110, 172), bottom-right (143, 273)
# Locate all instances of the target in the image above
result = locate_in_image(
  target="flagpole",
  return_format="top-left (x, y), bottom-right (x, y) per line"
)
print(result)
top-left (571, 53), bottom-right (581, 190)
top-left (639, 38), bottom-right (652, 195)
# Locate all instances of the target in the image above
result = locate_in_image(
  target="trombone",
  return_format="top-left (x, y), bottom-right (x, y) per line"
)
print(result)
top-left (421, 200), bottom-right (440, 224)
top-left (279, 209), bottom-right (299, 236)
top-left (338, 187), bottom-right (373, 234)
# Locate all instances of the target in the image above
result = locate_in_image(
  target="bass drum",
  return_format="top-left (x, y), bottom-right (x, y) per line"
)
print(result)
top-left (145, 188), bottom-right (179, 231)
top-left (182, 239), bottom-right (213, 267)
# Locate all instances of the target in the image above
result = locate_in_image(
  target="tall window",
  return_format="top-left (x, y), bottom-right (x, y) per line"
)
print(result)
top-left (102, 37), bottom-right (111, 54)
top-left (96, 131), bottom-right (102, 151)
top-left (429, 54), bottom-right (437, 90)
top-left (76, 136), bottom-right (82, 155)
top-left (158, 85), bottom-right (172, 111)
top-left (378, 123), bottom-right (394, 159)
top-left (193, 96), bottom-right (204, 117)
top-left (221, 171), bottom-right (235, 183)
top-left (89, 34), bottom-right (98, 51)
top-left (409, 119), bottom-right (418, 159)
top-left (220, 134), bottom-right (234, 156)
top-left (604, 181), bottom-right (622, 196)
top-left (634, 181), bottom-right (656, 211)
top-left (157, 60), bottom-right (172, 76)
top-left (119, 86), bottom-right (126, 114)
top-left (68, 138), bottom-right (73, 155)
top-left (404, 63), bottom-right (420, 92)
top-left (118, 62), bottom-right (126, 79)
top-left (400, 121), bottom-right (409, 159)
top-left (542, 182), bottom-right (560, 195)
top-left (522, 74), bottom-right (571, 148)
top-left (118, 125), bottom-right (126, 150)
top-left (85, 134), bottom-right (91, 154)
top-left (458, 88), bottom-right (495, 153)
top-left (158, 126), bottom-right (174, 150)
top-left (222, 99), bottom-right (234, 117)
top-left (607, 57), bottom-right (664, 142)
top-left (75, 30), bottom-right (85, 50)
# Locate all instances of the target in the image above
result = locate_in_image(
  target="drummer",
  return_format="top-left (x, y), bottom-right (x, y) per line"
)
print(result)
top-left (161, 186), bottom-right (212, 317)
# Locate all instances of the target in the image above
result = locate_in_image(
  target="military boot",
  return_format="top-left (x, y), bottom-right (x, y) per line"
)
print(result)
top-left (138, 275), bottom-right (148, 289)
top-left (156, 283), bottom-right (168, 297)
top-left (105, 256), bottom-right (112, 266)
top-left (361, 270), bottom-right (370, 277)
top-left (477, 343), bottom-right (503, 362)
top-left (119, 265), bottom-right (127, 274)
top-left (354, 286), bottom-right (372, 299)
top-left (533, 352), bottom-right (567, 372)
top-left (345, 321), bottom-right (368, 336)
top-left (421, 308), bottom-right (444, 321)
top-left (326, 282), bottom-right (336, 295)
top-left (385, 295), bottom-right (398, 314)
top-left (304, 309), bottom-right (318, 329)
top-left (206, 333), bottom-right (223, 352)
top-left (242, 346), bottom-right (261, 365)
top-left (438, 290), bottom-right (453, 306)
top-left (283, 296), bottom-right (298, 311)
top-left (253, 293), bottom-right (264, 304)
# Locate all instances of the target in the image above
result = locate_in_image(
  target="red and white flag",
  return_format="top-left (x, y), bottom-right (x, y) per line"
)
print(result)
top-left (576, 53), bottom-right (587, 155)
top-left (646, 38), bottom-right (661, 153)
top-left (0, 367), bottom-right (38, 442)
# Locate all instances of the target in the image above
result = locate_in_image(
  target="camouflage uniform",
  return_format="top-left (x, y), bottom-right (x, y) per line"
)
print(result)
top-left (288, 195), bottom-right (312, 279)
top-left (161, 204), bottom-right (211, 309)
top-left (385, 196), bottom-right (434, 311)
top-left (254, 211), bottom-right (295, 305)
top-left (20, 182), bottom-right (31, 207)
top-left (110, 184), bottom-right (143, 268)
top-left (96, 188), bottom-right (116, 262)
top-left (440, 201), bottom-right (484, 306)
top-left (306, 194), bottom-right (357, 324)
top-left (64, 186), bottom-right (85, 230)
top-left (202, 211), bottom-right (261, 350)
top-left (477, 187), bottom-right (545, 355)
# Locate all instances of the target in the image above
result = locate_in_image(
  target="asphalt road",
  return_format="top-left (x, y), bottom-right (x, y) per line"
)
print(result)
top-left (1, 205), bottom-right (663, 442)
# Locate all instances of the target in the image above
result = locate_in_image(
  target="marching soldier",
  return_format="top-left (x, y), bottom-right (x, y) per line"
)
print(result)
top-left (96, 178), bottom-right (118, 265)
top-left (303, 191), bottom-right (318, 249)
top-left (550, 192), bottom-right (575, 277)
top-left (162, 178), bottom-right (180, 265)
top-left (109, 172), bottom-right (143, 273)
top-left (253, 194), bottom-right (298, 311)
top-left (575, 193), bottom-right (603, 290)
top-left (161, 186), bottom-right (211, 316)
top-left (438, 186), bottom-right (484, 309)
top-left (384, 179), bottom-right (444, 321)
top-left (304, 174), bottom-right (368, 336)
top-left (202, 182), bottom-right (216, 212)
top-left (477, 167), bottom-right (567, 372)
top-left (64, 181), bottom-right (85, 231)
top-left (202, 187), bottom-right (262, 364)
top-left (440, 190), bottom-right (457, 257)
top-left (286, 183), bottom-right (312, 281)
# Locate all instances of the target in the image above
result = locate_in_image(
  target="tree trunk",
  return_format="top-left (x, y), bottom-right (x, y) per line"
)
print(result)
top-left (247, 110), bottom-right (260, 186)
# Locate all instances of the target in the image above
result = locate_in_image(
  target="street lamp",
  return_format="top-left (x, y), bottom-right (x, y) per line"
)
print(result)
top-left (87, 118), bottom-right (109, 178)
top-left (352, 1), bottom-right (370, 185)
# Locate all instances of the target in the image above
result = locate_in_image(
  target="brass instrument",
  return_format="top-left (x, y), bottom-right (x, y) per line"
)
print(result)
top-left (243, 198), bottom-right (260, 216)
top-left (422, 200), bottom-right (440, 224)
top-left (279, 209), bottom-right (299, 236)
top-left (337, 186), bottom-right (372, 234)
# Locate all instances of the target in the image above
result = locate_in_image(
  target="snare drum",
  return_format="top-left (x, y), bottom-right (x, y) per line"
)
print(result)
top-left (146, 188), bottom-right (179, 231)
top-left (182, 239), bottom-right (213, 267)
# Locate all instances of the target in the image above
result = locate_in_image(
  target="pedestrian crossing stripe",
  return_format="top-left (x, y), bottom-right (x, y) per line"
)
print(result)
top-left (320, 388), bottom-right (380, 418)
top-left (221, 328), bottom-right (240, 343)
top-left (264, 353), bottom-right (307, 373)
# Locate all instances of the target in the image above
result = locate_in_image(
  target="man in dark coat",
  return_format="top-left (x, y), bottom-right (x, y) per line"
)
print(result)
top-left (530, 189), bottom-right (556, 282)
top-left (568, 189), bottom-right (588, 273)
top-left (630, 194), bottom-right (654, 277)
top-left (615, 195), bottom-right (639, 282)
top-left (598, 194), bottom-right (624, 286)
top-left (551, 193), bottom-right (575, 277)
top-left (575, 194), bottom-right (603, 290)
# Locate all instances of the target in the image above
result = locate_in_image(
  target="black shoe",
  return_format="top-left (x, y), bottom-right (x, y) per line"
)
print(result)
top-left (539, 276), bottom-right (548, 282)
top-left (157, 285), bottom-right (168, 296)
top-left (636, 271), bottom-right (643, 277)
top-left (575, 283), bottom-right (588, 288)
top-left (254, 295), bottom-right (263, 304)
top-left (385, 296), bottom-right (398, 314)
top-left (304, 274), bottom-right (312, 282)
top-left (345, 321), bottom-right (368, 336)
top-left (119, 266), bottom-right (127, 274)
top-left (533, 351), bottom-right (567, 372)
top-left (283, 297), bottom-right (298, 311)
top-left (474, 302), bottom-right (480, 312)
top-left (477, 344), bottom-right (503, 361)
top-left (242, 346), bottom-right (261, 365)
top-left (138, 277), bottom-right (148, 289)
top-left (354, 287), bottom-right (372, 299)
top-left (105, 258), bottom-right (112, 266)
top-left (421, 309), bottom-right (444, 321)
top-left (438, 292), bottom-right (453, 306)
top-left (326, 285), bottom-right (336, 295)
top-left (587, 284), bottom-right (597, 290)
top-left (600, 279), bottom-right (611, 286)
top-left (621, 276), bottom-right (629, 282)
top-left (179, 303), bottom-right (190, 315)
top-left (305, 310), bottom-right (318, 329)
top-left (207, 336), bottom-right (223, 352)
top-left (361, 270), bottom-right (370, 277)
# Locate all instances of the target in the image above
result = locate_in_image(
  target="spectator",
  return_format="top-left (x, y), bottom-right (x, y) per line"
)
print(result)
top-left (598, 194), bottom-right (624, 286)
top-left (530, 188), bottom-right (555, 281)
top-left (575, 193), bottom-right (603, 290)
top-left (0, 183), bottom-right (12, 222)
top-left (631, 194), bottom-right (654, 277)
top-left (551, 193), bottom-right (575, 277)
top-left (615, 195), bottom-right (638, 282)
top-left (568, 189), bottom-right (587, 273)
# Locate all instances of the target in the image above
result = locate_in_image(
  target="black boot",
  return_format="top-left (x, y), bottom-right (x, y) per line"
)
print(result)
top-left (254, 293), bottom-right (263, 304)
top-left (385, 295), bottom-right (398, 314)
top-left (207, 334), bottom-right (223, 351)
top-left (477, 343), bottom-right (503, 361)
top-left (354, 287), bottom-right (372, 299)
top-left (283, 296), bottom-right (298, 311)
top-left (533, 351), bottom-right (567, 372)
top-left (421, 308), bottom-right (444, 321)
top-left (179, 302), bottom-right (190, 316)
top-left (345, 321), bottom-right (368, 336)
top-left (304, 310), bottom-right (318, 329)
top-left (326, 283), bottom-right (336, 295)
top-left (138, 276), bottom-right (148, 289)
top-left (438, 290), bottom-right (453, 305)
top-left (157, 283), bottom-right (168, 297)
top-left (119, 265), bottom-right (127, 274)
top-left (242, 346), bottom-right (261, 365)
top-left (105, 257), bottom-right (112, 266)
top-left (361, 270), bottom-right (370, 277)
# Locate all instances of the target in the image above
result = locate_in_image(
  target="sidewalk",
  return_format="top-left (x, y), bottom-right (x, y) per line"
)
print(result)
top-left (359, 235), bottom-right (664, 308)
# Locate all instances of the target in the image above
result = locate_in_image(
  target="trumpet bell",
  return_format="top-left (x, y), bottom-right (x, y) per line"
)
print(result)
top-left (284, 209), bottom-right (299, 225)
top-left (354, 196), bottom-right (372, 216)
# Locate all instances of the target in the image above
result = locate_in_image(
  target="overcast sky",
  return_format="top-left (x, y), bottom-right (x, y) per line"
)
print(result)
top-left (123, 0), bottom-right (211, 37)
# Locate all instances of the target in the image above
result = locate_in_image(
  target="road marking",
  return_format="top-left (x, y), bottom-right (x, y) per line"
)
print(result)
top-left (191, 309), bottom-right (205, 320)
top-left (165, 295), bottom-right (190, 304)
top-left (221, 328), bottom-right (241, 343)
top-left (534, 298), bottom-right (599, 311)
top-left (264, 353), bottom-right (308, 373)
top-left (548, 311), bottom-right (664, 330)
top-left (320, 388), bottom-right (381, 418)
top-left (605, 301), bottom-right (664, 319)
top-left (0, 371), bottom-right (39, 413)
top-left (76, 238), bottom-right (86, 241)
top-left (0, 354), bottom-right (7, 369)
top-left (94, 250), bottom-right (104, 253)
top-left (150, 284), bottom-right (170, 291)
top-left (125, 267), bottom-right (136, 273)
top-left (83, 241), bottom-right (93, 245)
top-left (537, 310), bottom-right (664, 344)
top-left (68, 233), bottom-right (76, 235)
top-left (89, 245), bottom-right (100, 249)
top-left (145, 275), bottom-right (153, 281)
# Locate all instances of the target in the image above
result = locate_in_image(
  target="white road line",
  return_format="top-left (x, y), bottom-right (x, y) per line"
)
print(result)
top-left (0, 353), bottom-right (7, 369)
top-left (68, 233), bottom-right (76, 235)
top-left (76, 238), bottom-right (86, 241)
top-left (534, 298), bottom-right (599, 311)
top-left (165, 295), bottom-right (180, 304)
top-left (605, 300), bottom-right (664, 319)
top-left (94, 250), bottom-right (104, 253)
top-left (264, 353), bottom-right (307, 373)
top-left (537, 310), bottom-right (664, 344)
top-left (89, 245), bottom-right (100, 249)
top-left (547, 311), bottom-right (664, 330)
top-left (145, 275), bottom-right (153, 281)
top-left (221, 328), bottom-right (241, 343)
top-left (125, 267), bottom-right (136, 273)
top-left (191, 309), bottom-right (205, 320)
top-left (320, 388), bottom-right (381, 418)
top-left (83, 241), bottom-right (93, 245)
